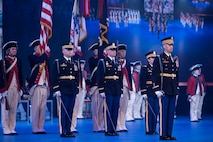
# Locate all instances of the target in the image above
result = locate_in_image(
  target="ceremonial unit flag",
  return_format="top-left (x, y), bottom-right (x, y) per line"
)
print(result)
top-left (97, 0), bottom-right (109, 59)
top-left (70, 0), bottom-right (87, 49)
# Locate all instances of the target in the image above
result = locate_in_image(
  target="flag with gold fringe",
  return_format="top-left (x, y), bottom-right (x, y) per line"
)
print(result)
top-left (70, 0), bottom-right (87, 56)
top-left (97, 0), bottom-right (109, 59)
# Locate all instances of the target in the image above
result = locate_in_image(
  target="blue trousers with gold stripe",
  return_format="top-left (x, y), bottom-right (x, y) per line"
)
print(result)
top-left (159, 95), bottom-right (176, 137)
top-left (105, 94), bottom-right (121, 133)
top-left (145, 96), bottom-right (159, 133)
top-left (60, 94), bottom-right (76, 134)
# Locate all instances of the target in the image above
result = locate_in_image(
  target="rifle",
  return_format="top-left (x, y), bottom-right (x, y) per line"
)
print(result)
top-left (1, 45), bottom-right (10, 110)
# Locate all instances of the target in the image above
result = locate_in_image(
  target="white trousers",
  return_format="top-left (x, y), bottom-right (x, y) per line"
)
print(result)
top-left (1, 86), bottom-right (20, 134)
top-left (197, 94), bottom-right (205, 119)
top-left (117, 87), bottom-right (129, 131)
top-left (126, 91), bottom-right (136, 121)
top-left (90, 86), bottom-right (104, 131)
top-left (190, 94), bottom-right (201, 121)
top-left (133, 92), bottom-right (143, 119)
top-left (31, 86), bottom-right (48, 132)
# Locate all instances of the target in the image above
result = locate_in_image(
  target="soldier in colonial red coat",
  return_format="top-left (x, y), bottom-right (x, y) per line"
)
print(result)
top-left (132, 61), bottom-right (143, 119)
top-left (116, 44), bottom-right (132, 132)
top-left (88, 42), bottom-right (105, 132)
top-left (0, 41), bottom-right (23, 135)
top-left (71, 59), bottom-right (88, 133)
top-left (28, 39), bottom-right (50, 134)
top-left (186, 64), bottom-right (206, 122)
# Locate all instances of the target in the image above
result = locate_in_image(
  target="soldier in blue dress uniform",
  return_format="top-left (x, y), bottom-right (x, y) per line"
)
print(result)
top-left (97, 43), bottom-right (123, 136)
top-left (140, 51), bottom-right (159, 135)
top-left (51, 43), bottom-right (79, 138)
top-left (152, 36), bottom-right (179, 140)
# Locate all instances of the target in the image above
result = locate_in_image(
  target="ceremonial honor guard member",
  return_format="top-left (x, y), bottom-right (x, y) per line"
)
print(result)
top-left (187, 64), bottom-right (206, 122)
top-left (28, 39), bottom-right (50, 134)
top-left (140, 51), bottom-right (159, 135)
top-left (132, 61), bottom-right (143, 119)
top-left (51, 43), bottom-right (79, 138)
top-left (152, 36), bottom-right (179, 140)
top-left (77, 60), bottom-right (88, 118)
top-left (88, 42), bottom-right (105, 132)
top-left (0, 41), bottom-right (23, 135)
top-left (71, 59), bottom-right (87, 133)
top-left (116, 44), bottom-right (132, 132)
top-left (126, 62), bottom-right (135, 121)
top-left (97, 43), bottom-right (123, 136)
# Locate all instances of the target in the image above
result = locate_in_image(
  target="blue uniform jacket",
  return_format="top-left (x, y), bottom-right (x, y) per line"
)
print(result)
top-left (151, 52), bottom-right (179, 96)
top-left (97, 57), bottom-right (123, 95)
top-left (140, 64), bottom-right (156, 97)
top-left (51, 57), bottom-right (79, 95)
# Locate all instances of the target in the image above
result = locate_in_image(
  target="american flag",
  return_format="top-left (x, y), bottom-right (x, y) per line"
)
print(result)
top-left (39, 0), bottom-right (52, 56)
top-left (70, 0), bottom-right (87, 50)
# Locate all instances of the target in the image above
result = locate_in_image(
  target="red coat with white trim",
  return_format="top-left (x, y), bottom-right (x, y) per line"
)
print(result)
top-left (186, 74), bottom-right (206, 96)
top-left (132, 70), bottom-right (140, 93)
top-left (28, 52), bottom-right (50, 88)
top-left (0, 56), bottom-right (23, 93)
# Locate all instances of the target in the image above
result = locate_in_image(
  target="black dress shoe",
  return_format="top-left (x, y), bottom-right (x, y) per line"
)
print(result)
top-left (112, 132), bottom-right (119, 136)
top-left (117, 129), bottom-right (128, 132)
top-left (160, 136), bottom-right (170, 140)
top-left (146, 132), bottom-right (153, 135)
top-left (167, 136), bottom-right (177, 140)
top-left (60, 133), bottom-right (67, 137)
top-left (32, 132), bottom-right (40, 134)
top-left (38, 131), bottom-right (47, 134)
top-left (3, 133), bottom-right (12, 135)
top-left (105, 132), bottom-right (113, 136)
top-left (152, 131), bottom-right (158, 135)
top-left (191, 120), bottom-right (199, 122)
top-left (146, 131), bottom-right (158, 135)
top-left (67, 133), bottom-right (76, 137)
top-left (11, 132), bottom-right (18, 135)
top-left (94, 130), bottom-right (105, 133)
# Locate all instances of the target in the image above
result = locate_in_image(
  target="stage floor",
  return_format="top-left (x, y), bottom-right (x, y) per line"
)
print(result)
top-left (0, 115), bottom-right (213, 142)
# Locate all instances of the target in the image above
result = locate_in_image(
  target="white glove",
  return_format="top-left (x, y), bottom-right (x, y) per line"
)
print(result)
top-left (77, 46), bottom-right (81, 52)
top-left (19, 90), bottom-right (23, 96)
top-left (188, 95), bottom-right (192, 102)
top-left (45, 45), bottom-right (51, 52)
top-left (142, 94), bottom-right (148, 100)
top-left (121, 94), bottom-right (124, 98)
top-left (100, 92), bottom-right (106, 98)
top-left (54, 91), bottom-right (61, 97)
top-left (155, 91), bottom-right (164, 98)
top-left (2, 91), bottom-right (8, 97)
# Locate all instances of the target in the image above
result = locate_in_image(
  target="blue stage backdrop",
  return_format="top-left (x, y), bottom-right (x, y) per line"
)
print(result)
top-left (3, 0), bottom-right (213, 115)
